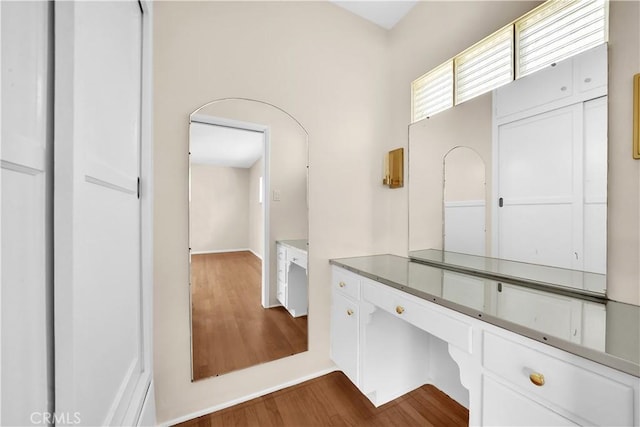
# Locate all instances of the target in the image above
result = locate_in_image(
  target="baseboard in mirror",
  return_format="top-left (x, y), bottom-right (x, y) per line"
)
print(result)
top-left (190, 248), bottom-right (252, 255)
top-left (161, 367), bottom-right (337, 427)
top-left (409, 249), bottom-right (606, 300)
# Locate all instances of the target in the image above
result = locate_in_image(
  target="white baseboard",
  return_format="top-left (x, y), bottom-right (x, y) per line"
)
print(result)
top-left (160, 367), bottom-right (338, 427)
top-left (248, 248), bottom-right (263, 260)
top-left (190, 248), bottom-right (250, 255)
top-left (190, 249), bottom-right (263, 260)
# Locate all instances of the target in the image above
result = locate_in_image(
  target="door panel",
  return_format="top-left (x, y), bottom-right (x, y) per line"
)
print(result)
top-left (497, 105), bottom-right (581, 270)
top-left (54, 2), bottom-right (147, 425)
top-left (1, 1), bottom-right (52, 425)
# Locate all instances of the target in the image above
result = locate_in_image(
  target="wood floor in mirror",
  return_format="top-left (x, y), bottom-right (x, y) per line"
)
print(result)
top-left (176, 371), bottom-right (469, 427)
top-left (190, 251), bottom-right (307, 379)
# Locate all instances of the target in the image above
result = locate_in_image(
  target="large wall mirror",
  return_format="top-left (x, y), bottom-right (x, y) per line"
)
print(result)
top-left (409, 44), bottom-right (608, 295)
top-left (189, 98), bottom-right (308, 381)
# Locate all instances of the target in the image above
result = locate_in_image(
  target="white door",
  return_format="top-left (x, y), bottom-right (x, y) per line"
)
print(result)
top-left (54, 2), bottom-right (151, 425)
top-left (1, 2), bottom-right (53, 425)
top-left (496, 104), bottom-right (582, 270)
top-left (496, 98), bottom-right (607, 274)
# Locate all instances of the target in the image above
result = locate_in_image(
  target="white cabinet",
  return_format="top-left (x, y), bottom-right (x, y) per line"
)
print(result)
top-left (330, 264), bottom-right (640, 426)
top-left (330, 267), bottom-right (361, 385)
top-left (495, 44), bottom-right (607, 120)
top-left (330, 290), bottom-right (360, 385)
top-left (330, 267), bottom-right (433, 407)
top-left (276, 242), bottom-right (308, 317)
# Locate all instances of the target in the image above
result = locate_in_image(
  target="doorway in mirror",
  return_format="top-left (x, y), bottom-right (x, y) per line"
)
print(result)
top-left (443, 146), bottom-right (486, 256)
top-left (189, 99), bottom-right (309, 380)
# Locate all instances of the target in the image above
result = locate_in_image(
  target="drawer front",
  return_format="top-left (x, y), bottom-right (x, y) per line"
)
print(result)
top-left (483, 375), bottom-right (578, 426)
top-left (332, 266), bottom-right (361, 301)
top-left (277, 245), bottom-right (286, 282)
top-left (276, 280), bottom-right (286, 306)
top-left (288, 247), bottom-right (307, 269)
top-left (484, 332), bottom-right (635, 426)
top-left (362, 280), bottom-right (472, 353)
top-left (277, 266), bottom-right (285, 284)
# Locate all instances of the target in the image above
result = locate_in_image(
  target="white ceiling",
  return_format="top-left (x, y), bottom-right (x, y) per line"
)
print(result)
top-left (190, 122), bottom-right (263, 168)
top-left (330, 0), bottom-right (418, 30)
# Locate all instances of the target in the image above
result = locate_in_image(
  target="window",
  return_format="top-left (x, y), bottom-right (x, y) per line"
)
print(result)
top-left (517, 0), bottom-right (607, 77)
top-left (411, 60), bottom-right (454, 122)
top-left (410, 0), bottom-right (608, 122)
top-left (455, 25), bottom-right (514, 105)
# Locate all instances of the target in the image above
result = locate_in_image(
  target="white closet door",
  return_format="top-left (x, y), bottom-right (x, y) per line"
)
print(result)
top-left (54, 2), bottom-right (150, 425)
top-left (497, 104), bottom-right (582, 270)
top-left (1, 2), bottom-right (52, 425)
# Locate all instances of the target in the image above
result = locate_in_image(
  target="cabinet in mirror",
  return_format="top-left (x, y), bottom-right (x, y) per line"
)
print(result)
top-left (189, 99), bottom-right (308, 380)
top-left (409, 44), bottom-right (608, 294)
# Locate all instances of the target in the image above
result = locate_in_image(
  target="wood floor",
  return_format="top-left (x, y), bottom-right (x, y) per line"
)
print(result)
top-left (176, 371), bottom-right (469, 427)
top-left (191, 251), bottom-right (308, 380)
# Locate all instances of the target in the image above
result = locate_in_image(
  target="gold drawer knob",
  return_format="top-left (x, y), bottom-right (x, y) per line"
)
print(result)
top-left (346, 309), bottom-right (354, 316)
top-left (395, 305), bottom-right (405, 315)
top-left (339, 281), bottom-right (346, 288)
top-left (529, 372), bottom-right (545, 387)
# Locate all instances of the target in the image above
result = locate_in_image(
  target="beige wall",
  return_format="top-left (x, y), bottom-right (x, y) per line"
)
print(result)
top-left (155, 0), bottom-right (640, 423)
top-left (154, 1), bottom-right (389, 423)
top-left (386, 0), bottom-right (640, 305)
top-left (383, 1), bottom-right (540, 257)
top-left (408, 93), bottom-right (492, 253)
top-left (605, 0), bottom-right (640, 304)
top-left (189, 164), bottom-right (250, 253)
top-left (444, 147), bottom-right (485, 203)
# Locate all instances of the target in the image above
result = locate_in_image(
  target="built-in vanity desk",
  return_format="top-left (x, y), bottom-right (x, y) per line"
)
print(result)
top-left (329, 254), bottom-right (640, 426)
top-left (276, 240), bottom-right (308, 317)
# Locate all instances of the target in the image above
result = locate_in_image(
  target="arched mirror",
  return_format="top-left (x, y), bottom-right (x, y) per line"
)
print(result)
top-left (189, 98), bottom-right (308, 381)
top-left (443, 146), bottom-right (486, 257)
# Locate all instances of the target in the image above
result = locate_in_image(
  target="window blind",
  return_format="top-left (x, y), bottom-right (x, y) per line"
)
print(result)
top-left (411, 60), bottom-right (454, 122)
top-left (455, 26), bottom-right (514, 105)
top-left (517, 0), bottom-right (607, 78)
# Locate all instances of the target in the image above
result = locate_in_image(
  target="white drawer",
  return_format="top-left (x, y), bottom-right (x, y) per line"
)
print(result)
top-left (277, 278), bottom-right (286, 305)
top-left (332, 266), bottom-right (361, 301)
top-left (362, 280), bottom-right (472, 353)
top-left (287, 247), bottom-right (307, 269)
top-left (277, 266), bottom-right (285, 283)
top-left (483, 332), bottom-right (635, 426)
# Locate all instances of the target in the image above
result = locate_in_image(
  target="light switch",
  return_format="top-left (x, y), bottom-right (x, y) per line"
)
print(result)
top-left (273, 190), bottom-right (281, 201)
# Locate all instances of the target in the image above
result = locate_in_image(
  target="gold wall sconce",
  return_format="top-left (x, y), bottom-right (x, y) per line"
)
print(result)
top-left (634, 73), bottom-right (640, 159)
top-left (383, 148), bottom-right (404, 188)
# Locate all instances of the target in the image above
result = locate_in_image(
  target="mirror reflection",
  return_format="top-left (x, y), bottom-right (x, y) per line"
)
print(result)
top-left (189, 99), bottom-right (308, 380)
top-left (443, 147), bottom-right (486, 257)
top-left (410, 44), bottom-right (608, 294)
